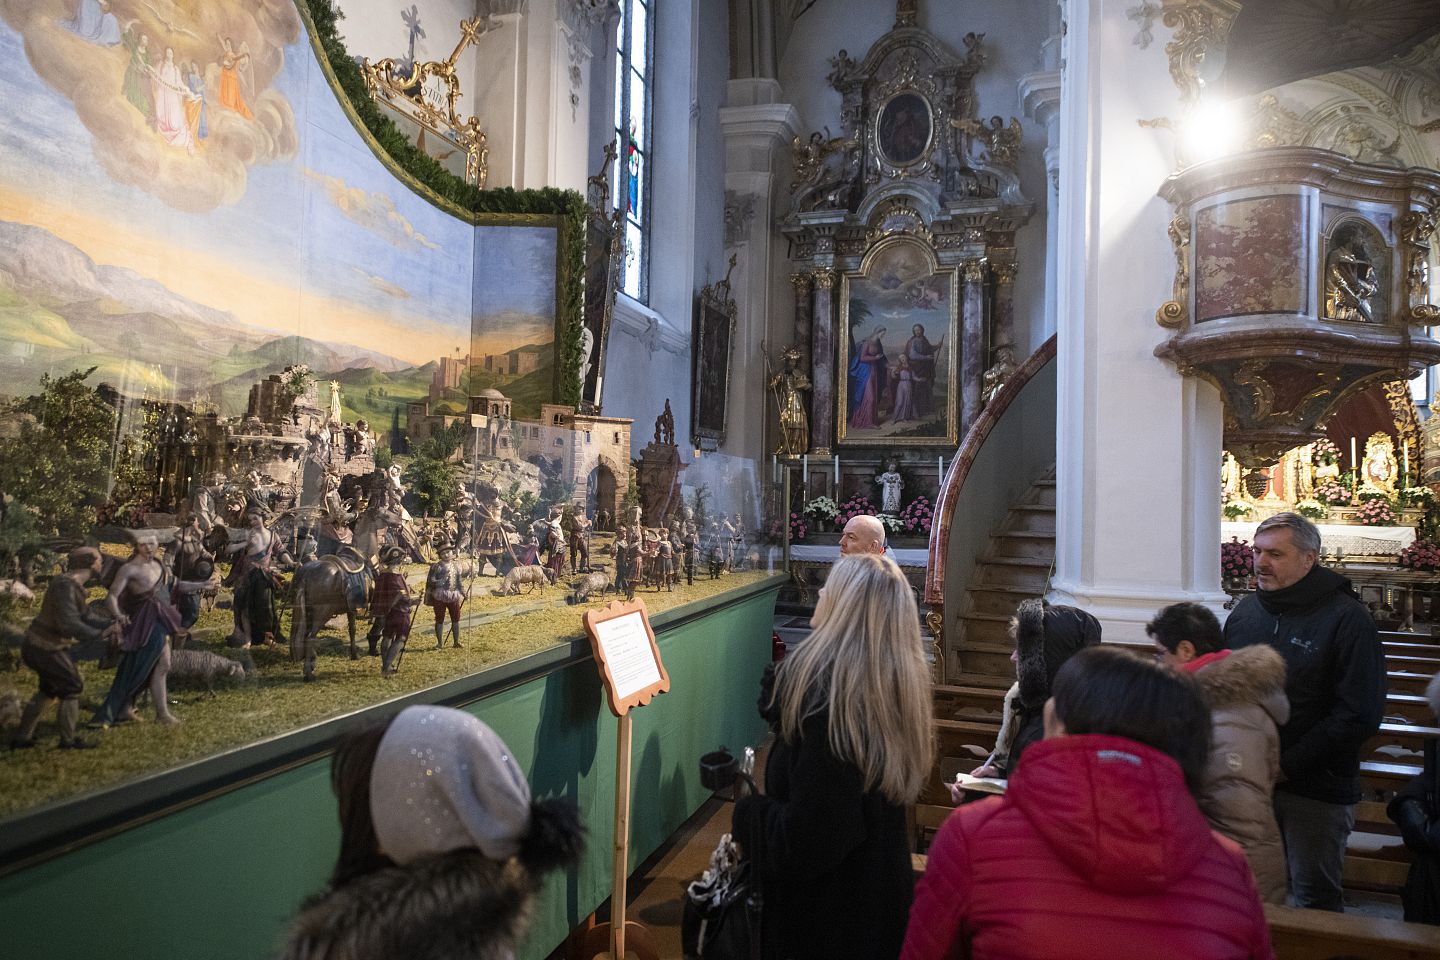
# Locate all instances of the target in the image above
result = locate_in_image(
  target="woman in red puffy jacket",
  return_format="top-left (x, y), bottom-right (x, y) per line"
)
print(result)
top-left (902, 646), bottom-right (1274, 960)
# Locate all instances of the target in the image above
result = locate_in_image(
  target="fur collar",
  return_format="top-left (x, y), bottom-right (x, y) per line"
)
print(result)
top-left (1191, 644), bottom-right (1289, 725)
top-left (282, 850), bottom-right (535, 960)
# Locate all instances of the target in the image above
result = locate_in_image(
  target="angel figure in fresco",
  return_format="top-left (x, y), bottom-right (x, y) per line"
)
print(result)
top-left (122, 27), bottom-right (154, 120)
top-left (184, 61), bottom-right (208, 141)
top-left (60, 0), bottom-right (122, 46)
top-left (151, 47), bottom-right (196, 151)
top-left (217, 36), bottom-right (254, 120)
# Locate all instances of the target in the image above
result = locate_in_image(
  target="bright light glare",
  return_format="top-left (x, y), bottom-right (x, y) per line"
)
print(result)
top-left (1182, 99), bottom-right (1243, 164)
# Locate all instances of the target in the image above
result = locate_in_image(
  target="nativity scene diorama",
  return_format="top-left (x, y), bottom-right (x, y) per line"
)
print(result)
top-left (0, 1), bottom-right (774, 819)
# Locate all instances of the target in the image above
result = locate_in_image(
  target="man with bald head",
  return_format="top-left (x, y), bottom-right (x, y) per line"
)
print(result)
top-left (839, 514), bottom-right (898, 563)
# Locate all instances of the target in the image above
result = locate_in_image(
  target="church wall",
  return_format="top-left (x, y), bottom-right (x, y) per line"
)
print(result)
top-left (1048, 0), bottom-right (1226, 639)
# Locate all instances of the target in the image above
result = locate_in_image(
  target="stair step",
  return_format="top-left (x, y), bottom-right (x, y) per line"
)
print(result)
top-left (973, 561), bottom-right (1049, 591)
top-left (978, 555), bottom-right (1052, 568)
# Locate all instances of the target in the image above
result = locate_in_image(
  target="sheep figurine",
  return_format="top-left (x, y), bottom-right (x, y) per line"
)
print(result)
top-left (168, 648), bottom-right (249, 694)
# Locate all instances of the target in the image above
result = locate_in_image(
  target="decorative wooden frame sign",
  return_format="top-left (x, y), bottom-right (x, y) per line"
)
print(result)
top-left (583, 599), bottom-right (670, 717)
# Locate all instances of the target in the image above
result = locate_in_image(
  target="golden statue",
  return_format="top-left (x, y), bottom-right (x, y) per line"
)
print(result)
top-left (1324, 237), bottom-right (1379, 322)
top-left (1361, 432), bottom-right (1398, 494)
top-left (1289, 443), bottom-right (1315, 500)
top-left (768, 346), bottom-right (811, 457)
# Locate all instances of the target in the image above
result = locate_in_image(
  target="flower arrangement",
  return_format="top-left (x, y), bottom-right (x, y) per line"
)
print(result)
top-left (803, 496), bottom-right (838, 523)
top-left (1222, 501), bottom-right (1253, 521)
top-left (1400, 538), bottom-right (1440, 572)
top-left (1315, 480), bottom-right (1351, 506)
top-left (1295, 499), bottom-right (1327, 520)
top-left (1221, 537), bottom-right (1254, 584)
top-left (900, 496), bottom-right (934, 535)
top-left (769, 512), bottom-right (808, 542)
top-left (1356, 488), bottom-right (1390, 504)
top-left (877, 514), bottom-right (904, 535)
top-left (278, 363), bottom-right (315, 398)
top-left (1400, 486), bottom-right (1434, 509)
top-left (1355, 497), bottom-right (1400, 526)
top-left (835, 493), bottom-right (877, 524)
top-left (1311, 438), bottom-right (1341, 465)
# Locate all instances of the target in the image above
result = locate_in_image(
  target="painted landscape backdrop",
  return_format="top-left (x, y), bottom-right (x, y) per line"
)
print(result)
top-left (0, 0), bottom-right (556, 432)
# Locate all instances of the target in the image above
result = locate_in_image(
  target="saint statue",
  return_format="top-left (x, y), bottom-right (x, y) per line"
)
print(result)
top-left (769, 345), bottom-right (812, 456)
top-left (1221, 452), bottom-right (1241, 502)
top-left (877, 461), bottom-right (904, 514)
top-left (1324, 237), bottom-right (1380, 322)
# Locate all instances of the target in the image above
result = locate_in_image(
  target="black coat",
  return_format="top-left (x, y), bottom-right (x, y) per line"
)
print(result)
top-left (1224, 566), bottom-right (1383, 805)
top-left (734, 674), bottom-right (913, 960)
top-left (1389, 739), bottom-right (1440, 923)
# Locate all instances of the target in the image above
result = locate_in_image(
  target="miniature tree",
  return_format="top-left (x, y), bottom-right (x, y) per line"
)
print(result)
top-left (0, 369), bottom-right (114, 537)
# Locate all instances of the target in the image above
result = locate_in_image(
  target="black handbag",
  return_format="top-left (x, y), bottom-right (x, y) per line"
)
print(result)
top-left (684, 749), bottom-right (763, 959)
top-left (681, 855), bottom-right (763, 959)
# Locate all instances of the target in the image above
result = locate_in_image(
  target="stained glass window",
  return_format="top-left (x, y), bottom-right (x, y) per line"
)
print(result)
top-left (613, 0), bottom-right (652, 302)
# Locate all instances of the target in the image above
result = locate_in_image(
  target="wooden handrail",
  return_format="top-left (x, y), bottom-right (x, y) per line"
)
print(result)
top-left (925, 336), bottom-right (1057, 604)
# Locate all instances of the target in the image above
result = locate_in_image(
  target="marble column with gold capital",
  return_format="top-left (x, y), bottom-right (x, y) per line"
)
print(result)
top-left (790, 272), bottom-right (814, 372)
top-left (811, 268), bottom-right (837, 456)
top-left (960, 258), bottom-right (988, 431)
top-left (992, 259), bottom-right (1017, 352)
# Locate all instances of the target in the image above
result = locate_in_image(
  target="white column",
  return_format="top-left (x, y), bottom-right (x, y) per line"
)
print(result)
top-left (719, 94), bottom-right (801, 461)
top-left (1047, 0), bottom-right (1227, 641)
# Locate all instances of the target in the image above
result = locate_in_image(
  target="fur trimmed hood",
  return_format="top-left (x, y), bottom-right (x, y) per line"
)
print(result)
top-left (281, 851), bottom-right (536, 960)
top-left (1015, 600), bottom-right (1102, 709)
top-left (1187, 645), bottom-right (1290, 727)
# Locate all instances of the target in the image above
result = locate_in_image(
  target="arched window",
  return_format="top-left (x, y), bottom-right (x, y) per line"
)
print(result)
top-left (613, 0), bottom-right (652, 302)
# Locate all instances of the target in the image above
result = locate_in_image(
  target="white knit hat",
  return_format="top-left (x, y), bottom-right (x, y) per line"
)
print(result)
top-left (369, 706), bottom-right (533, 865)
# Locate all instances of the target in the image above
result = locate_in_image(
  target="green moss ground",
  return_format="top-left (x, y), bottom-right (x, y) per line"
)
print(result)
top-left (0, 567), bottom-right (773, 817)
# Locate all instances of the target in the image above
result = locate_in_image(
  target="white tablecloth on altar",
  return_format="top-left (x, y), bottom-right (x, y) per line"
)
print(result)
top-left (786, 544), bottom-right (929, 566)
top-left (1221, 522), bottom-right (1415, 557)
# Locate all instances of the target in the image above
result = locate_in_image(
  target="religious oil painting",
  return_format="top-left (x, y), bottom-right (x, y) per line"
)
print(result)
top-left (838, 238), bottom-right (958, 446)
top-left (1194, 195), bottom-right (1308, 322)
top-left (877, 91), bottom-right (932, 167)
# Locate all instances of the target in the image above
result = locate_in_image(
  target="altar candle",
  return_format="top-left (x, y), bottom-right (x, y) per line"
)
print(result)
top-left (771, 454), bottom-right (777, 483)
top-left (1404, 439), bottom-right (1410, 476)
top-left (938, 455), bottom-right (945, 479)
top-left (1351, 437), bottom-right (1358, 477)
top-left (834, 454), bottom-right (840, 485)
top-left (803, 454), bottom-right (808, 486)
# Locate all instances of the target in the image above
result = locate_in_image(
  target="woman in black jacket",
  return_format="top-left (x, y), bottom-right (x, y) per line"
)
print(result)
top-left (733, 554), bottom-right (935, 960)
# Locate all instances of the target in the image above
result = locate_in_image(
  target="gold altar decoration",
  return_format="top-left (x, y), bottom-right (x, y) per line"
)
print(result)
top-left (361, 16), bottom-right (492, 187)
top-left (1360, 432), bottom-right (1399, 495)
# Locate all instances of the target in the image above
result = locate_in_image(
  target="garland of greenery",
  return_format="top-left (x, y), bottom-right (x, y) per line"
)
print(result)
top-left (299, 0), bottom-right (584, 407)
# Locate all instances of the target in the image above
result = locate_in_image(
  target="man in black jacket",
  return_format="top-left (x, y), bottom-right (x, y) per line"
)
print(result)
top-left (1225, 512), bottom-right (1384, 911)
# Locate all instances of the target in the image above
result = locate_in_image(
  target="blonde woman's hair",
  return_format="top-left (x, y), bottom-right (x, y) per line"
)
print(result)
top-left (774, 554), bottom-right (935, 804)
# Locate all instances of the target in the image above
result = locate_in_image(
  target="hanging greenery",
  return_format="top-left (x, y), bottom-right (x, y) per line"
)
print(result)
top-left (297, 0), bottom-right (585, 408)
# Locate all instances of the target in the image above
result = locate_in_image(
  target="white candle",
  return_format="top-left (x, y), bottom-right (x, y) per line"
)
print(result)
top-left (802, 454), bottom-right (808, 486)
top-left (1351, 437), bottom-right (1358, 477)
top-left (938, 455), bottom-right (944, 479)
top-left (834, 454), bottom-right (840, 485)
top-left (772, 454), bottom-right (777, 483)
top-left (1404, 439), bottom-right (1410, 476)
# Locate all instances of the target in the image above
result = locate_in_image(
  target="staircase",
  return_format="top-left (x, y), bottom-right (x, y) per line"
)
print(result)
top-left (953, 468), bottom-right (1056, 682)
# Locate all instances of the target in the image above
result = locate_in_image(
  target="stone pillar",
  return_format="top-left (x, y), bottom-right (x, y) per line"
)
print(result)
top-left (811, 269), bottom-right (836, 457)
top-left (720, 96), bottom-right (801, 462)
top-left (1047, 0), bottom-right (1227, 641)
top-left (959, 258), bottom-right (987, 433)
top-left (790, 272), bottom-right (814, 371)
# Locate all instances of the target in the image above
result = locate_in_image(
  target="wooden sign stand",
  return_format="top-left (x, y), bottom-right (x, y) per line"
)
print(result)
top-left (579, 599), bottom-right (670, 960)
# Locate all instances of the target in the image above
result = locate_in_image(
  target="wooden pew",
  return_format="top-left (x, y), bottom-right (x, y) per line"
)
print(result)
top-left (1264, 904), bottom-right (1440, 960)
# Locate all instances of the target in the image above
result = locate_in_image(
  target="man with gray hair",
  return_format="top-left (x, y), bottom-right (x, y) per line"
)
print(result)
top-left (1224, 511), bottom-right (1383, 911)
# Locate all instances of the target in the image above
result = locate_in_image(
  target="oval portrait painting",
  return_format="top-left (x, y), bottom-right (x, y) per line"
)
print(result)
top-left (878, 92), bottom-right (932, 166)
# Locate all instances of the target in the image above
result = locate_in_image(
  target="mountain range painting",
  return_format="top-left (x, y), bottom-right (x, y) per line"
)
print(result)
top-left (0, 0), bottom-right (557, 424)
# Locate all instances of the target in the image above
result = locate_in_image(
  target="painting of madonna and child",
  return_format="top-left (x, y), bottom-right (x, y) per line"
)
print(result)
top-left (839, 240), bottom-right (958, 446)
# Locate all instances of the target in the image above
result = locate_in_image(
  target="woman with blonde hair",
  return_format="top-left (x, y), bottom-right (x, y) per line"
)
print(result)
top-left (733, 553), bottom-right (935, 960)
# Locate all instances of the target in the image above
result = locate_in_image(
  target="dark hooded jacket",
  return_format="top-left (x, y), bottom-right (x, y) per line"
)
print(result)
top-left (1224, 565), bottom-right (1383, 805)
top-left (993, 600), bottom-right (1102, 775)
